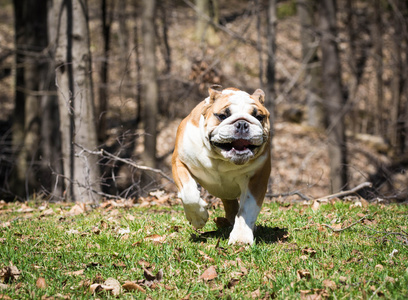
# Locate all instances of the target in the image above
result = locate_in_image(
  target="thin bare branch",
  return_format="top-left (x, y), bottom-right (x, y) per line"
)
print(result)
top-left (315, 182), bottom-right (372, 202)
top-left (75, 144), bottom-right (174, 184)
top-left (322, 214), bottom-right (368, 232)
top-left (266, 191), bottom-right (311, 201)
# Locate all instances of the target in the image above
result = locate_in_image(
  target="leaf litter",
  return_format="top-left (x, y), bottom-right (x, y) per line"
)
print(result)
top-left (0, 191), bottom-right (407, 298)
top-left (0, 265), bottom-right (21, 284)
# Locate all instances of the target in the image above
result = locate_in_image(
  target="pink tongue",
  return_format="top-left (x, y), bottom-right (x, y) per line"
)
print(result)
top-left (232, 139), bottom-right (250, 151)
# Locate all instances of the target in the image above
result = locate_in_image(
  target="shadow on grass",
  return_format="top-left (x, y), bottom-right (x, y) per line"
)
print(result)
top-left (255, 225), bottom-right (289, 244)
top-left (190, 225), bottom-right (288, 245)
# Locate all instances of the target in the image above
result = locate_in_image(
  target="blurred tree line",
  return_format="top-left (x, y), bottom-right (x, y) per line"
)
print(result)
top-left (0, 0), bottom-right (407, 202)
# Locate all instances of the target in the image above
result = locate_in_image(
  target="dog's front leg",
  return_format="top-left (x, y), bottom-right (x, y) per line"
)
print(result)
top-left (228, 189), bottom-right (261, 245)
top-left (172, 158), bottom-right (209, 229)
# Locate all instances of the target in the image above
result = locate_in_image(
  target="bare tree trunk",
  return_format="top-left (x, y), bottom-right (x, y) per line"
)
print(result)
top-left (53, 0), bottom-right (101, 202)
top-left (39, 0), bottom-right (64, 199)
top-left (255, 0), bottom-right (264, 91)
top-left (98, 0), bottom-right (114, 142)
top-left (298, 0), bottom-right (324, 129)
top-left (141, 0), bottom-right (158, 169)
top-left (403, 3), bottom-right (408, 155)
top-left (389, 1), bottom-right (405, 156)
top-left (159, 0), bottom-right (172, 74)
top-left (195, 0), bottom-right (219, 46)
top-left (118, 0), bottom-right (129, 56)
top-left (266, 0), bottom-right (277, 132)
top-left (319, 0), bottom-right (348, 192)
top-left (371, 0), bottom-right (383, 137)
top-left (133, 16), bottom-right (142, 125)
top-left (12, 0), bottom-right (48, 198)
top-left (390, 35), bottom-right (401, 155)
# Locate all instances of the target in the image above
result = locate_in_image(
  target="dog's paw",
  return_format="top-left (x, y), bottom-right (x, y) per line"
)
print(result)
top-left (183, 199), bottom-right (209, 229)
top-left (228, 219), bottom-right (254, 245)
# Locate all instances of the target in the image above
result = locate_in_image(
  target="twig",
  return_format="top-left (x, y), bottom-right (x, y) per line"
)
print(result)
top-left (75, 144), bottom-right (174, 184)
top-left (55, 171), bottom-right (126, 201)
top-left (360, 224), bottom-right (408, 246)
top-left (322, 214), bottom-right (368, 232)
top-left (266, 191), bottom-right (311, 201)
top-left (315, 182), bottom-right (372, 202)
top-left (182, 0), bottom-right (257, 47)
top-left (369, 281), bottom-right (386, 300)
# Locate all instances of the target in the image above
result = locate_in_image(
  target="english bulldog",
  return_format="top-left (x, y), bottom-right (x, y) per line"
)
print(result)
top-left (172, 87), bottom-right (271, 245)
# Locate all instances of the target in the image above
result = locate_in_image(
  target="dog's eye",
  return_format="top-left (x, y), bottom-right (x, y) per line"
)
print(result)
top-left (214, 113), bottom-right (228, 121)
top-left (255, 115), bottom-right (265, 122)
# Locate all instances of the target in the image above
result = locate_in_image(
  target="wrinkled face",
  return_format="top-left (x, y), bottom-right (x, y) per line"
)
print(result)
top-left (202, 88), bottom-right (270, 165)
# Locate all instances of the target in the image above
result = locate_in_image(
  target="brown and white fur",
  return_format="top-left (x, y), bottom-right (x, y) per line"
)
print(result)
top-left (172, 87), bottom-right (271, 245)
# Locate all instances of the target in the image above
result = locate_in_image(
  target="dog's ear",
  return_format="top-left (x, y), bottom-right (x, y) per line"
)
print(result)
top-left (252, 89), bottom-right (265, 104)
top-left (208, 86), bottom-right (222, 103)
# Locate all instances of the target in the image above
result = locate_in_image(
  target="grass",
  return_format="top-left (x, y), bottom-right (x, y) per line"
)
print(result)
top-left (0, 198), bottom-right (407, 299)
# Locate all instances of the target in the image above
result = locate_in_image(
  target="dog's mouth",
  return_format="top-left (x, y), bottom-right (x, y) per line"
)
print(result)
top-left (212, 139), bottom-right (259, 152)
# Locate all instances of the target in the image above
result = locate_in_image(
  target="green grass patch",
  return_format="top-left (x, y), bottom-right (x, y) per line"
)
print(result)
top-left (0, 200), bottom-right (407, 299)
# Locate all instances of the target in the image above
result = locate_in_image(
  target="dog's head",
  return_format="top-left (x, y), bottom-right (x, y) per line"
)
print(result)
top-left (201, 87), bottom-right (270, 165)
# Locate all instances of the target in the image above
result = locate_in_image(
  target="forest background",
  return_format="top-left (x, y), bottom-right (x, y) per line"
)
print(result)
top-left (0, 0), bottom-right (407, 203)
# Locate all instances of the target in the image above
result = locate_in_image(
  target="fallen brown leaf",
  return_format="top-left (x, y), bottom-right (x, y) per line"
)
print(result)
top-left (126, 214), bottom-right (136, 221)
top-left (300, 288), bottom-right (329, 300)
top-left (200, 266), bottom-right (217, 281)
top-left (331, 223), bottom-right (342, 230)
top-left (36, 277), bottom-right (47, 289)
top-left (66, 203), bottom-right (86, 216)
top-left (122, 281), bottom-right (146, 293)
top-left (41, 293), bottom-right (70, 300)
top-left (360, 198), bottom-right (369, 208)
top-left (89, 283), bottom-right (105, 294)
top-left (64, 269), bottom-right (84, 276)
top-left (155, 269), bottom-right (164, 282)
top-left (104, 277), bottom-right (122, 296)
top-left (251, 288), bottom-right (261, 299)
top-left (143, 268), bottom-right (156, 281)
top-left (0, 265), bottom-right (21, 283)
top-left (230, 271), bottom-right (245, 278)
top-left (297, 269), bottom-right (311, 280)
top-left (41, 208), bottom-right (54, 216)
top-left (301, 247), bottom-right (317, 257)
top-left (322, 279), bottom-right (337, 290)
top-left (311, 201), bottom-right (320, 211)
top-left (198, 250), bottom-right (215, 263)
top-left (143, 268), bottom-right (163, 282)
top-left (113, 262), bottom-right (126, 269)
top-left (17, 203), bottom-right (34, 213)
top-left (144, 234), bottom-right (166, 244)
top-left (137, 259), bottom-right (150, 268)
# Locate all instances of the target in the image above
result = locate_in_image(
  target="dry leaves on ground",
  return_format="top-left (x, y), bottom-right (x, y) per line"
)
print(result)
top-left (200, 266), bottom-right (217, 281)
top-left (0, 265), bottom-right (21, 283)
top-left (36, 277), bottom-right (47, 289)
top-left (89, 277), bottom-right (122, 296)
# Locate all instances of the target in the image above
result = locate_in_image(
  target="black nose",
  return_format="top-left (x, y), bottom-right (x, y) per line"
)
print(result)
top-left (235, 120), bottom-right (250, 134)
